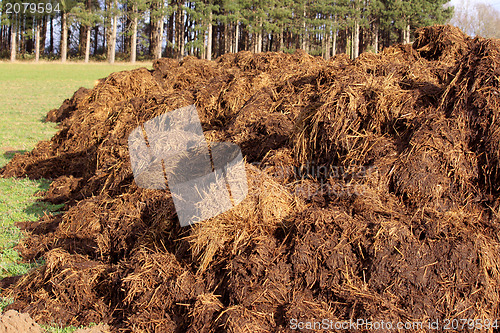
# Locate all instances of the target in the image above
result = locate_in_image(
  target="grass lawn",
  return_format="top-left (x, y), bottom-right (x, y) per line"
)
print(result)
top-left (0, 61), bottom-right (151, 331)
top-left (0, 62), bottom-right (151, 167)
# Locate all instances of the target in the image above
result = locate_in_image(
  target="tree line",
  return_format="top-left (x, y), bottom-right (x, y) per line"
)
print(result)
top-left (0, 0), bottom-right (453, 63)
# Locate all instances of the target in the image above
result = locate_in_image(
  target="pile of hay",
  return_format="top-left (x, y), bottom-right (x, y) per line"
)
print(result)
top-left (2, 25), bottom-right (500, 332)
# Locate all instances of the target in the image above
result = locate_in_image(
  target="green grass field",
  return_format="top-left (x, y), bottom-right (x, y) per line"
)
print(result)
top-left (0, 62), bottom-right (150, 167)
top-left (0, 61), bottom-right (151, 331)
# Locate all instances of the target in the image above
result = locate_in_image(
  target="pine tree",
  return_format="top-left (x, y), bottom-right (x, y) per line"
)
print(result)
top-left (206, 0), bottom-right (218, 59)
top-left (150, 0), bottom-right (172, 59)
top-left (220, 0), bottom-right (243, 53)
top-left (72, 0), bottom-right (100, 62)
top-left (310, 0), bottom-right (341, 57)
top-left (239, 0), bottom-right (268, 53)
top-left (127, 0), bottom-right (148, 62)
top-left (60, 0), bottom-right (79, 62)
top-left (0, 0), bottom-right (456, 61)
top-left (367, 0), bottom-right (385, 53)
top-left (414, 0), bottom-right (454, 27)
top-left (1, 0), bottom-right (22, 61)
top-left (266, 0), bottom-right (292, 52)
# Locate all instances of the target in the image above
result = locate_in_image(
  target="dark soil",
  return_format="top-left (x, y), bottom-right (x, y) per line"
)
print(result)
top-left (2, 25), bottom-right (500, 332)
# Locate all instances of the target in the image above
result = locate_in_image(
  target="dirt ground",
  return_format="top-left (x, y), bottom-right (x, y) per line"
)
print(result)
top-left (0, 310), bottom-right (109, 333)
top-left (0, 310), bottom-right (43, 333)
top-left (1, 25), bottom-right (500, 332)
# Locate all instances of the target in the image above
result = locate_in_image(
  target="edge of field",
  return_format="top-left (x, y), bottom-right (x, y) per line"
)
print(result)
top-left (0, 62), bottom-right (151, 332)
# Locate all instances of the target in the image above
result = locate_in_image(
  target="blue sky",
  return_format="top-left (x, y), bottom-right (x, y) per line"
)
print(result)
top-left (449, 0), bottom-right (500, 12)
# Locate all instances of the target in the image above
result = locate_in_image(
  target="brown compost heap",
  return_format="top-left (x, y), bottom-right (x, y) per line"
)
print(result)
top-left (1, 25), bottom-right (500, 332)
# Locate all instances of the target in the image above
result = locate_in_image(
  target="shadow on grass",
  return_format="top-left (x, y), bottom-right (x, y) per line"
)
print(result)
top-left (24, 201), bottom-right (64, 220)
top-left (3, 150), bottom-right (27, 159)
top-left (2, 150), bottom-right (27, 165)
top-left (32, 178), bottom-right (52, 194)
top-left (23, 178), bottom-right (65, 220)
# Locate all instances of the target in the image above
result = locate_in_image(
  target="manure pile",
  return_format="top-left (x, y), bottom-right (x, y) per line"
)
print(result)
top-left (2, 25), bottom-right (500, 332)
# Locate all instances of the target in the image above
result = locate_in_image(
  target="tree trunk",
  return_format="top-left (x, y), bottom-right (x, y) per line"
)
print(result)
top-left (216, 23), bottom-right (221, 57)
top-left (79, 25), bottom-right (85, 56)
top-left (229, 23), bottom-right (233, 53)
top-left (131, 11), bottom-right (138, 63)
top-left (35, 19), bottom-right (41, 62)
top-left (279, 25), bottom-right (283, 52)
top-left (244, 28), bottom-right (248, 51)
top-left (201, 32), bottom-right (205, 58)
top-left (123, 7), bottom-right (130, 54)
top-left (207, 10), bottom-right (212, 60)
top-left (321, 24), bottom-right (325, 58)
top-left (352, 19), bottom-right (360, 59)
top-left (346, 28), bottom-right (351, 57)
top-left (166, 12), bottom-right (174, 57)
top-left (85, 26), bottom-right (91, 62)
top-left (109, 0), bottom-right (118, 63)
top-left (405, 24), bottom-right (410, 44)
top-left (235, 20), bottom-right (239, 52)
top-left (372, 21), bottom-right (379, 53)
top-left (174, 5), bottom-right (183, 59)
top-left (94, 26), bottom-right (99, 55)
top-left (224, 21), bottom-right (229, 54)
top-left (61, 12), bottom-right (68, 62)
top-left (179, 9), bottom-right (185, 59)
top-left (158, 15), bottom-right (164, 58)
top-left (10, 24), bottom-right (16, 62)
top-left (40, 15), bottom-right (47, 56)
top-left (325, 26), bottom-right (330, 60)
top-left (20, 17), bottom-right (25, 56)
top-left (49, 16), bottom-right (54, 53)
top-left (302, 2), bottom-right (307, 50)
top-left (150, 0), bottom-right (162, 59)
top-left (257, 18), bottom-right (262, 53)
top-left (256, 18), bottom-right (262, 53)
top-left (123, 10), bottom-right (128, 53)
top-left (103, 20), bottom-right (107, 56)
top-left (105, 0), bottom-right (110, 59)
top-left (332, 29), bottom-right (337, 56)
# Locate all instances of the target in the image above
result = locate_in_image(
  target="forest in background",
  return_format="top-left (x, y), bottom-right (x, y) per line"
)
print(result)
top-left (0, 0), bottom-right (456, 62)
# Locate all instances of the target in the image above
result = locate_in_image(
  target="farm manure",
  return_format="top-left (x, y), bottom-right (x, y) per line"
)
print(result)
top-left (439, 37), bottom-right (500, 196)
top-left (413, 24), bottom-right (471, 64)
top-left (2, 25), bottom-right (500, 331)
top-left (46, 87), bottom-right (90, 123)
